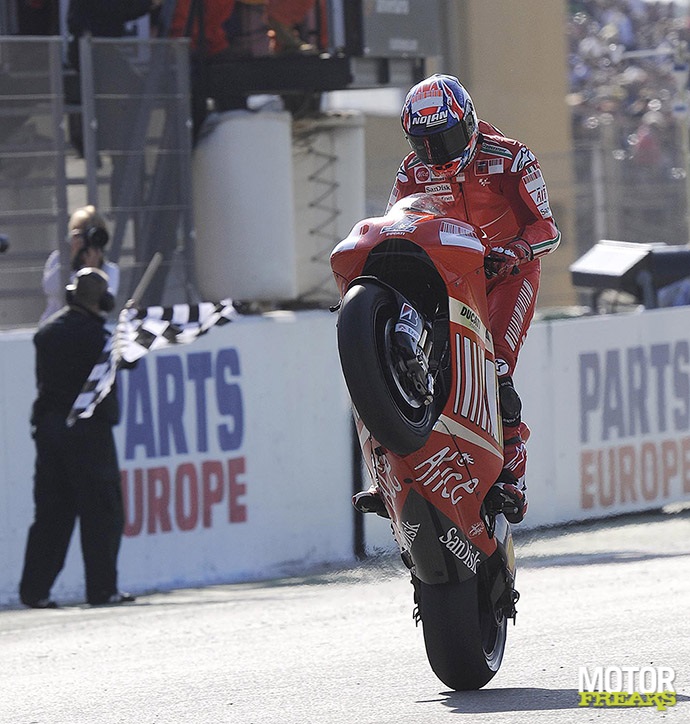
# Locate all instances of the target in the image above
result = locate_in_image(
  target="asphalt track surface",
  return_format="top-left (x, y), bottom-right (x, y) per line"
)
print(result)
top-left (2, 506), bottom-right (689, 724)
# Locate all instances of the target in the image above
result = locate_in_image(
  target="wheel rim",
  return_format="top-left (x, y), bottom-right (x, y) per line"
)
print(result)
top-left (338, 281), bottom-right (441, 456)
top-left (376, 307), bottom-right (429, 423)
top-left (382, 318), bottom-right (426, 410)
top-left (479, 586), bottom-right (507, 671)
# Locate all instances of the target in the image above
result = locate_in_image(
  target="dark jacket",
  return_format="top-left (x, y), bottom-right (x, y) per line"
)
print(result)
top-left (31, 305), bottom-right (119, 426)
top-left (68, 0), bottom-right (153, 39)
top-left (67, 0), bottom-right (153, 67)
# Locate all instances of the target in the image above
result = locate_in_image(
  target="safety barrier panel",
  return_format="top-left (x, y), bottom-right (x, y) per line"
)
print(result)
top-left (3, 307), bottom-right (690, 605)
top-left (0, 312), bottom-right (353, 606)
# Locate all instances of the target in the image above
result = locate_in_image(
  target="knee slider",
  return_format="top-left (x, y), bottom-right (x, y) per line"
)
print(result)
top-left (499, 376), bottom-right (522, 427)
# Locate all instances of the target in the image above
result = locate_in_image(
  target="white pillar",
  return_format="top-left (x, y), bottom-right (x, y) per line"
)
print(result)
top-left (192, 110), bottom-right (297, 301)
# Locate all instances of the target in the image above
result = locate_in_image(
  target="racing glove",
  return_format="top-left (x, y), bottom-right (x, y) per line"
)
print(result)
top-left (484, 237), bottom-right (534, 278)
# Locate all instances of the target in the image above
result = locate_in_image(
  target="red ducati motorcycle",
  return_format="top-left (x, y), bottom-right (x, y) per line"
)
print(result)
top-left (331, 194), bottom-right (519, 690)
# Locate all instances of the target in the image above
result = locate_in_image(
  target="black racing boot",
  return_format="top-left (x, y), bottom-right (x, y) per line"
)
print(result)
top-left (352, 486), bottom-right (389, 518)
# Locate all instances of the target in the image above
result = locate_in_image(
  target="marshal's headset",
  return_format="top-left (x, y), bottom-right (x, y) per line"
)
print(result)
top-left (65, 267), bottom-right (115, 313)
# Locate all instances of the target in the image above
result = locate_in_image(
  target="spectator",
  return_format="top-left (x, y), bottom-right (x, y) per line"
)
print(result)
top-left (40, 205), bottom-right (119, 325)
top-left (169, 0), bottom-right (275, 139)
top-left (15, 0), bottom-right (60, 35)
top-left (629, 110), bottom-right (671, 177)
top-left (170, 0), bottom-right (271, 59)
top-left (19, 267), bottom-right (134, 608)
top-left (169, 0), bottom-right (237, 58)
top-left (66, 0), bottom-right (163, 68)
top-left (566, 0), bottom-right (690, 247)
top-left (267, 0), bottom-right (317, 54)
top-left (566, 0), bottom-right (688, 144)
top-left (658, 276), bottom-right (690, 307)
top-left (223, 0), bottom-right (270, 57)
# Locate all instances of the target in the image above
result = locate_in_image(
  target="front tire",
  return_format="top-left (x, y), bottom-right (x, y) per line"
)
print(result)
top-left (416, 576), bottom-right (507, 690)
top-left (337, 281), bottom-right (437, 456)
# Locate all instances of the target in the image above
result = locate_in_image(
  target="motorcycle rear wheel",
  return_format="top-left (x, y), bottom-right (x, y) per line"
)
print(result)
top-left (417, 576), bottom-right (507, 690)
top-left (337, 281), bottom-right (438, 456)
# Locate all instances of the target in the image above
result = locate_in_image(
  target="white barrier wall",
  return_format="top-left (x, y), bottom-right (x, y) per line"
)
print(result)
top-left (0, 311), bottom-right (353, 607)
top-left (3, 306), bottom-right (690, 604)
top-left (520, 306), bottom-right (690, 525)
top-left (364, 306), bottom-right (690, 550)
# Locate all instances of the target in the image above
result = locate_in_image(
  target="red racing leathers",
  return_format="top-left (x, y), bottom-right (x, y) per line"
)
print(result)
top-left (387, 120), bottom-right (561, 483)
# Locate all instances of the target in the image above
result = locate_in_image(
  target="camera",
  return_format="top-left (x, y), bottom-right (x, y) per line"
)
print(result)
top-left (72, 225), bottom-right (110, 270)
top-left (82, 225), bottom-right (109, 249)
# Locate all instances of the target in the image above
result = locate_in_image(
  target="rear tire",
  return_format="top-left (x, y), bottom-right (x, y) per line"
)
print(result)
top-left (417, 576), bottom-right (507, 690)
top-left (337, 281), bottom-right (437, 456)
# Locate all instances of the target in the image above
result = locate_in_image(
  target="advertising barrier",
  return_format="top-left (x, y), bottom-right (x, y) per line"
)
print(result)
top-left (523, 306), bottom-right (690, 524)
top-left (0, 311), bottom-right (353, 606)
top-left (364, 306), bottom-right (690, 550)
top-left (2, 306), bottom-right (690, 605)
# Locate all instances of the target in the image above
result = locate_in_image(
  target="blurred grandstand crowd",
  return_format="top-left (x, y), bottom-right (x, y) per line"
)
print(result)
top-left (568, 0), bottom-right (690, 175)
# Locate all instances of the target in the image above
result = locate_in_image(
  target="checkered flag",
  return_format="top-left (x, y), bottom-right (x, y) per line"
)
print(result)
top-left (67, 298), bottom-right (239, 425)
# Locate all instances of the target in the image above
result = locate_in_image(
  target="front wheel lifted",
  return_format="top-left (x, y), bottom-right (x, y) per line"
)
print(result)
top-left (416, 576), bottom-right (507, 690)
top-left (337, 281), bottom-right (439, 456)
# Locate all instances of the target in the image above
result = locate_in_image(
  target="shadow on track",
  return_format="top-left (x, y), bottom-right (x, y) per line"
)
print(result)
top-left (438, 687), bottom-right (690, 714)
top-left (439, 687), bottom-right (580, 713)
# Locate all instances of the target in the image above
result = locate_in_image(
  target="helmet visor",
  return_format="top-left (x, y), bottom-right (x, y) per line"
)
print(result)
top-left (406, 120), bottom-right (472, 166)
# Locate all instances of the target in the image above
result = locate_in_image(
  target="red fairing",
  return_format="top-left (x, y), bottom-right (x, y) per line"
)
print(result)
top-left (331, 202), bottom-right (487, 298)
top-left (331, 198), bottom-right (505, 563)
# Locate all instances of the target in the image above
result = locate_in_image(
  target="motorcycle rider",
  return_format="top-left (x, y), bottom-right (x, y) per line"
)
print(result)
top-left (354, 74), bottom-right (560, 524)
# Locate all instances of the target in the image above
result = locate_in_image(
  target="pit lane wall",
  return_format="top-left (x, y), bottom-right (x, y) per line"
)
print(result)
top-left (522, 306), bottom-right (690, 519)
top-left (365, 305), bottom-right (690, 551)
top-left (0, 311), bottom-right (353, 607)
top-left (2, 307), bottom-right (690, 605)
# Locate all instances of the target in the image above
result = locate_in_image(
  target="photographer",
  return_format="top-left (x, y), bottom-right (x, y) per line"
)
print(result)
top-left (40, 205), bottom-right (119, 325)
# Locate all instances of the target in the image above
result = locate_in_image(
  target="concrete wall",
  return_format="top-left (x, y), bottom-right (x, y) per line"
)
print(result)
top-left (4, 305), bottom-right (690, 605)
top-left (0, 312), bottom-right (354, 607)
top-left (365, 306), bottom-right (690, 550)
